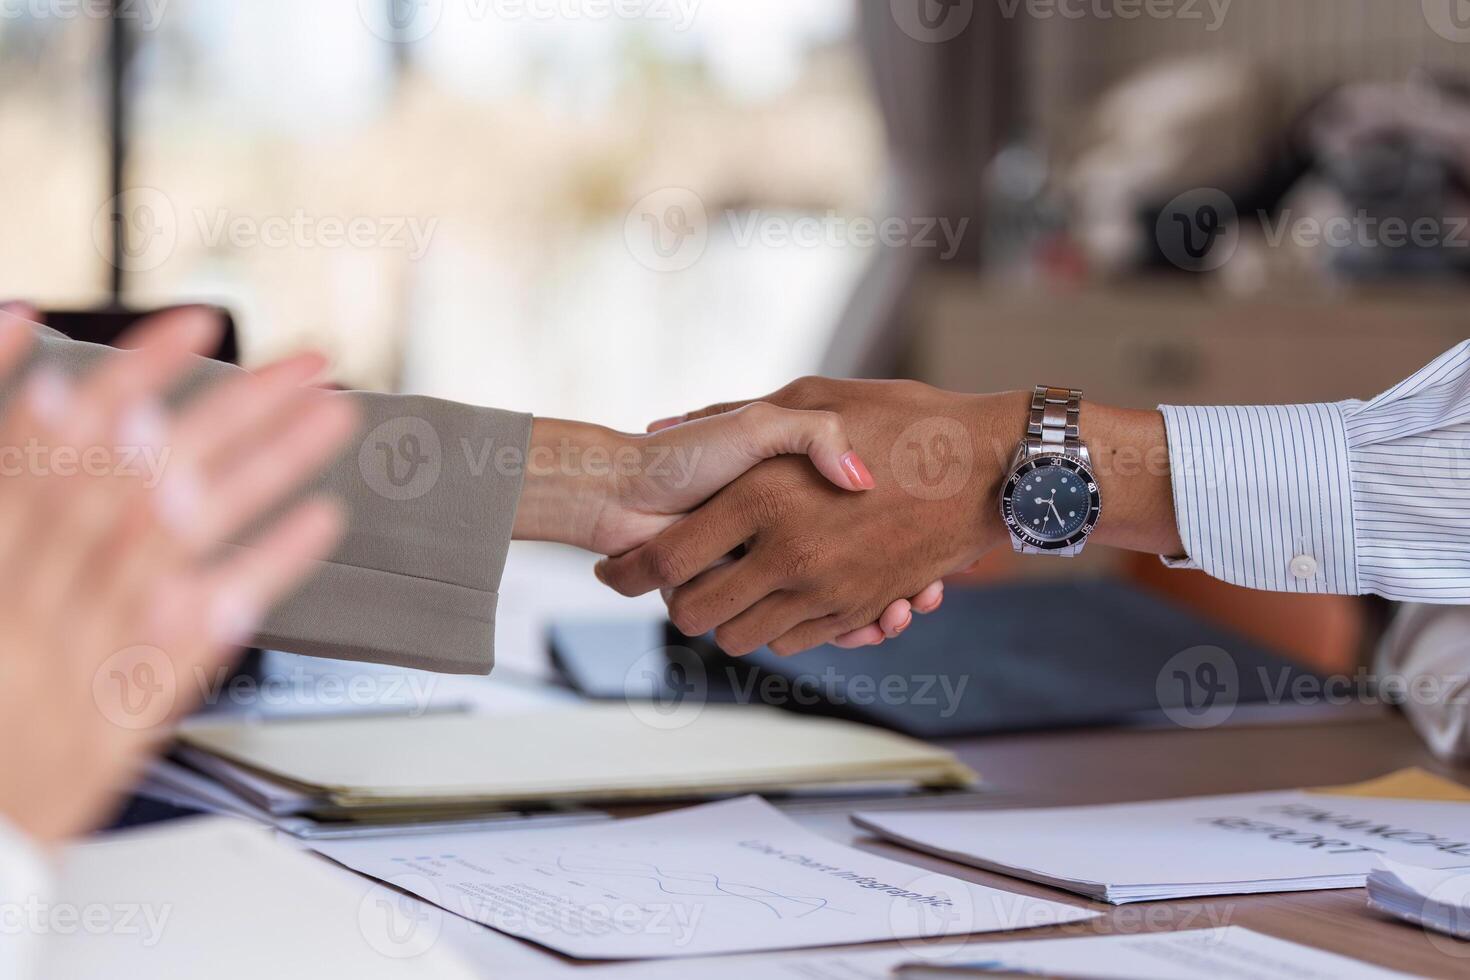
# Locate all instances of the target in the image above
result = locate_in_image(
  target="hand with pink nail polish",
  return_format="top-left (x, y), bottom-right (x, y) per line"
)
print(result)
top-left (512, 403), bottom-right (876, 557)
top-left (597, 377), bottom-right (1020, 657)
top-left (0, 306), bottom-right (358, 845)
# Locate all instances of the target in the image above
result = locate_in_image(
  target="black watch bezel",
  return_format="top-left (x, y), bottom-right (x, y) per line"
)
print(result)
top-left (1000, 454), bottom-right (1103, 551)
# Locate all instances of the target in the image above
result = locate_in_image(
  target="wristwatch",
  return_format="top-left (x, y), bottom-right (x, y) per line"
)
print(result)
top-left (999, 386), bottom-right (1102, 557)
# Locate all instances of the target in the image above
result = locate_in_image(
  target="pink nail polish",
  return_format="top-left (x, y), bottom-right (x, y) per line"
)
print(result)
top-left (648, 416), bottom-right (685, 432)
top-left (840, 452), bottom-right (875, 490)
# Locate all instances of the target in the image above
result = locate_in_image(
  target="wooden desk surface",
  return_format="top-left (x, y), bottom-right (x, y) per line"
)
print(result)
top-left (438, 708), bottom-right (1470, 977)
top-left (778, 711), bottom-right (1470, 979)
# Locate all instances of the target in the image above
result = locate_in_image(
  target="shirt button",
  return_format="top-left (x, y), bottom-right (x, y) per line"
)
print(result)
top-left (1290, 555), bottom-right (1320, 580)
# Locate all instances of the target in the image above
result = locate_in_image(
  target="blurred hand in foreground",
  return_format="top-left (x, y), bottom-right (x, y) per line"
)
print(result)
top-left (0, 306), bottom-right (358, 845)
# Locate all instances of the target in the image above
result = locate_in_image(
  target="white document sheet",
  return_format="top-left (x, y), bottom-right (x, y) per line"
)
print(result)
top-left (311, 796), bottom-right (1099, 960)
top-left (42, 818), bottom-right (480, 980)
top-left (855, 791), bottom-right (1470, 903)
top-left (505, 927), bottom-right (1409, 979)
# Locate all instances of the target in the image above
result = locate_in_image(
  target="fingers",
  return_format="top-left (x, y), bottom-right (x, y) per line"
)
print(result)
top-left (654, 402), bottom-right (874, 495)
top-left (713, 591), bottom-right (828, 657)
top-left (911, 580), bottom-right (945, 614)
top-left (879, 599), bottom-right (914, 637)
top-left (646, 399), bottom-right (753, 433)
top-left (0, 312), bottom-right (37, 377)
top-left (0, 301), bottom-right (42, 326)
top-left (830, 600), bottom-right (912, 650)
top-left (196, 498), bottom-right (346, 650)
top-left (172, 352), bottom-right (329, 470)
top-left (596, 491), bottom-right (758, 597)
top-left (664, 556), bottom-right (782, 639)
top-left (831, 624), bottom-right (886, 649)
top-left (134, 497), bottom-right (346, 722)
top-left (830, 583), bottom-right (943, 649)
top-left (194, 391), bottom-right (358, 544)
top-left (769, 608), bottom-right (879, 658)
top-left (74, 309), bottom-right (219, 428)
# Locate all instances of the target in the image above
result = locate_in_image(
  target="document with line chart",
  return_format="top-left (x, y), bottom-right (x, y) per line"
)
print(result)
top-left (310, 796), bottom-right (1099, 959)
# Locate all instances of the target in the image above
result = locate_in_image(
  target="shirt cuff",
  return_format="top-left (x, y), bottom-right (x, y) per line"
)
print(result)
top-left (1158, 402), bottom-right (1359, 594)
top-left (0, 815), bottom-right (53, 980)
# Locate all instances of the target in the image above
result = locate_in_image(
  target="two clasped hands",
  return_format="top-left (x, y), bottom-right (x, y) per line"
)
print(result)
top-left (516, 378), bottom-right (1181, 655)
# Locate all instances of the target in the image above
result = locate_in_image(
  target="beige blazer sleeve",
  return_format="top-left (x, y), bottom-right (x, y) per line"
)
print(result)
top-left (21, 325), bottom-right (530, 675)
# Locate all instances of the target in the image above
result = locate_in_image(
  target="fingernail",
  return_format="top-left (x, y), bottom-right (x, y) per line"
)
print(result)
top-left (210, 590), bottom-right (262, 647)
top-left (840, 452), bottom-right (876, 490)
top-left (648, 416), bottom-right (685, 432)
top-left (593, 562), bottom-right (608, 585)
top-left (895, 613), bottom-right (913, 635)
top-left (25, 369), bottom-right (70, 428)
top-left (117, 401), bottom-right (167, 452)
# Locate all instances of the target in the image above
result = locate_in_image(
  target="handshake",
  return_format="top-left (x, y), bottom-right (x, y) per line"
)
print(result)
top-left (518, 379), bottom-right (1044, 656)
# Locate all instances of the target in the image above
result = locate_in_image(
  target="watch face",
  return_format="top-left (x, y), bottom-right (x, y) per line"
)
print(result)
top-left (1002, 455), bottom-right (1101, 550)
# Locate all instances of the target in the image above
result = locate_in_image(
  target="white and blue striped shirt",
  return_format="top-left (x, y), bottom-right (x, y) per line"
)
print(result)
top-left (1160, 340), bottom-right (1470, 603)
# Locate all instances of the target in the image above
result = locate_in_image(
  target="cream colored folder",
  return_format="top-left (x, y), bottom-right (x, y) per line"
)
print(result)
top-left (180, 704), bottom-right (977, 810)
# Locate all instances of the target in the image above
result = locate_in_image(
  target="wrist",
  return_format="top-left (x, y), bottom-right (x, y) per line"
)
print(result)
top-left (959, 389), bottom-right (1032, 557)
top-left (975, 391), bottom-right (1183, 559)
top-left (1084, 403), bottom-right (1183, 557)
top-left (512, 418), bottom-right (629, 550)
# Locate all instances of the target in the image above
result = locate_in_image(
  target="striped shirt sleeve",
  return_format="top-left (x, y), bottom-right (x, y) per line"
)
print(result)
top-left (1159, 340), bottom-right (1470, 602)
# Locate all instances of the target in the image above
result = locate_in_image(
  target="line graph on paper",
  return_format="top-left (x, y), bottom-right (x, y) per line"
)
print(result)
top-left (494, 845), bottom-right (856, 920)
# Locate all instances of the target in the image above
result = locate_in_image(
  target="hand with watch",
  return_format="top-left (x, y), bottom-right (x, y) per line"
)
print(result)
top-left (597, 376), bottom-right (1184, 658)
top-left (999, 386), bottom-right (1103, 558)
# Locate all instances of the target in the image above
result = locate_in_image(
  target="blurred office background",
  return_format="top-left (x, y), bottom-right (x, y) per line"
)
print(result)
top-left (2, 0), bottom-right (1469, 676)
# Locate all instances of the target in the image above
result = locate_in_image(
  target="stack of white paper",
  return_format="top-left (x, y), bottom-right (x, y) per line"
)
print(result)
top-left (178, 704), bottom-right (976, 814)
top-left (855, 791), bottom-right (1470, 903)
top-left (310, 795), bottom-right (1100, 959)
top-left (1367, 859), bottom-right (1470, 940)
